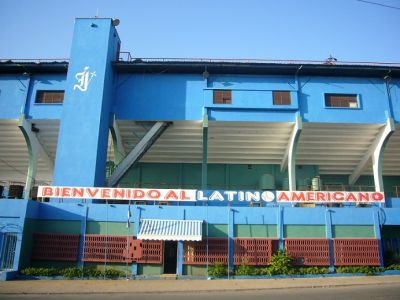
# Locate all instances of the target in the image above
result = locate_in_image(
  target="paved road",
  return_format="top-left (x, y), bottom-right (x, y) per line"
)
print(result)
top-left (1, 284), bottom-right (400, 300)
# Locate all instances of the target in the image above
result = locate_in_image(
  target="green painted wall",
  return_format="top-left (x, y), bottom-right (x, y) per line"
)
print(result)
top-left (183, 265), bottom-right (207, 276)
top-left (84, 263), bottom-right (131, 272)
top-left (118, 162), bottom-right (319, 190)
top-left (382, 226), bottom-right (400, 238)
top-left (29, 261), bottom-right (77, 268)
top-left (137, 264), bottom-right (163, 275)
top-left (35, 220), bottom-right (81, 234)
top-left (284, 225), bottom-right (326, 238)
top-left (19, 218), bottom-right (37, 269)
top-left (332, 225), bottom-right (375, 238)
top-left (234, 224), bottom-right (277, 238)
top-left (205, 224), bottom-right (228, 237)
top-left (320, 175), bottom-right (400, 196)
top-left (86, 221), bottom-right (134, 235)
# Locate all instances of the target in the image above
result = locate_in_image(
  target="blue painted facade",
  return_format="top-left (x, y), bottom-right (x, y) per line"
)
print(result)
top-left (1, 17), bottom-right (400, 276)
top-left (2, 73), bottom-right (399, 123)
top-left (25, 74), bottom-right (66, 120)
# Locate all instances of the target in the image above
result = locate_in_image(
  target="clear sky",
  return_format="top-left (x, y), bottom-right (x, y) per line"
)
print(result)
top-left (0, 0), bottom-right (399, 62)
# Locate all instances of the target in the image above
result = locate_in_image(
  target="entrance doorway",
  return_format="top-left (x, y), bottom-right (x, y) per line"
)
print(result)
top-left (163, 241), bottom-right (177, 274)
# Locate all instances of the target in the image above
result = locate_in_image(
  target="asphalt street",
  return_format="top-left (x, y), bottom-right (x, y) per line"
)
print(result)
top-left (1, 283), bottom-right (399, 300)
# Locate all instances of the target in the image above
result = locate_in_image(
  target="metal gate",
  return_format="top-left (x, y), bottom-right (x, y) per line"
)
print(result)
top-left (0, 233), bottom-right (18, 270)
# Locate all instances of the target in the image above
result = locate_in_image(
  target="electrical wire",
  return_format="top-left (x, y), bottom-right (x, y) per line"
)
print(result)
top-left (356, 0), bottom-right (400, 10)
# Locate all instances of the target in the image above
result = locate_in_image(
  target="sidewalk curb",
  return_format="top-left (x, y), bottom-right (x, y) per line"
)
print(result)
top-left (1, 276), bottom-right (400, 295)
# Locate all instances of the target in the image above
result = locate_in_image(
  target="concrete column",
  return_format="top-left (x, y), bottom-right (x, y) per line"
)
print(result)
top-left (373, 208), bottom-right (384, 268)
top-left (325, 208), bottom-right (335, 272)
top-left (18, 114), bottom-right (53, 199)
top-left (77, 205), bottom-right (88, 268)
top-left (281, 115), bottom-right (302, 191)
top-left (131, 206), bottom-right (142, 276)
top-left (277, 206), bottom-right (284, 250)
top-left (109, 115), bottom-right (126, 165)
top-left (202, 112), bottom-right (208, 190)
top-left (228, 208), bottom-right (234, 276)
top-left (53, 18), bottom-right (121, 188)
top-left (177, 241), bottom-right (183, 276)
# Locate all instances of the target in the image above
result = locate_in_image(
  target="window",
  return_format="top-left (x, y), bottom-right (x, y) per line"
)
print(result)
top-left (325, 94), bottom-right (358, 108)
top-left (36, 90), bottom-right (64, 104)
top-left (213, 90), bottom-right (232, 104)
top-left (273, 91), bottom-right (291, 105)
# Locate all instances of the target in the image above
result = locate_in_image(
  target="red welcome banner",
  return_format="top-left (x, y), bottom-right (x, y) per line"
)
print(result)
top-left (38, 186), bottom-right (385, 203)
top-left (38, 186), bottom-right (197, 201)
top-left (277, 191), bottom-right (385, 203)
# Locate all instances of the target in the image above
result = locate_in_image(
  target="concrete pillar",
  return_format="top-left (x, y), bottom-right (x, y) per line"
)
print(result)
top-left (373, 208), bottom-right (384, 268)
top-left (325, 208), bottom-right (335, 272)
top-left (77, 205), bottom-right (88, 268)
top-left (277, 206), bottom-right (284, 250)
top-left (53, 18), bottom-right (121, 188)
top-left (202, 112), bottom-right (208, 190)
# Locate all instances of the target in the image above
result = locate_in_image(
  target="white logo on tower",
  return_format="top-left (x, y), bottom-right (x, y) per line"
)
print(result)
top-left (73, 66), bottom-right (96, 92)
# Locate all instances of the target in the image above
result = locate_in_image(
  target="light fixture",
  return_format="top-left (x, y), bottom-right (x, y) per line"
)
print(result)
top-left (112, 19), bottom-right (120, 26)
top-left (202, 66), bottom-right (209, 79)
top-left (31, 124), bottom-right (40, 133)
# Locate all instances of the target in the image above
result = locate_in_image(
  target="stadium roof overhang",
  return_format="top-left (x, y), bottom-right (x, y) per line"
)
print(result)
top-left (114, 120), bottom-right (400, 178)
top-left (0, 119), bottom-right (399, 185)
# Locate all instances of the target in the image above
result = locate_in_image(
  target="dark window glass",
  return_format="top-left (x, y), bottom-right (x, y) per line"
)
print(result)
top-left (325, 94), bottom-right (358, 108)
top-left (213, 90), bottom-right (232, 104)
top-left (273, 91), bottom-right (291, 105)
top-left (36, 91), bottom-right (64, 104)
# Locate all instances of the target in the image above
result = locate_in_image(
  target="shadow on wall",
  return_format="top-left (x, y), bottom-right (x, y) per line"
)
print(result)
top-left (115, 74), bottom-right (204, 120)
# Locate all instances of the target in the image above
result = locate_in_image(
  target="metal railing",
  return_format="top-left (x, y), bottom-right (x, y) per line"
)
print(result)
top-left (2, 54), bottom-right (399, 67)
top-left (394, 186), bottom-right (400, 198)
top-left (0, 58), bottom-right (69, 63)
top-left (320, 184), bottom-right (376, 192)
top-left (116, 52), bottom-right (400, 67)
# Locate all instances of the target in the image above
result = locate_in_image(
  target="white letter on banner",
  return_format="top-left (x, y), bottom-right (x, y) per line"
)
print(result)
top-left (245, 191), bottom-right (260, 202)
top-left (197, 191), bottom-right (208, 201)
top-left (224, 191), bottom-right (237, 201)
top-left (238, 191), bottom-right (245, 201)
top-left (209, 191), bottom-right (224, 201)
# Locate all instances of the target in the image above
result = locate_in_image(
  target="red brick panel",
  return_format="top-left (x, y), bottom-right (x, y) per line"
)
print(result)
top-left (333, 239), bottom-right (380, 266)
top-left (285, 239), bottom-right (330, 266)
top-left (234, 238), bottom-right (278, 266)
top-left (135, 240), bottom-right (164, 264)
top-left (183, 238), bottom-right (228, 265)
top-left (130, 239), bottom-right (143, 261)
top-left (83, 234), bottom-right (132, 263)
top-left (31, 233), bottom-right (80, 261)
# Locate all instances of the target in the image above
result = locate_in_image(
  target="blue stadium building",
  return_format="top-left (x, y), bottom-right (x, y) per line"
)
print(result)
top-left (0, 18), bottom-right (400, 279)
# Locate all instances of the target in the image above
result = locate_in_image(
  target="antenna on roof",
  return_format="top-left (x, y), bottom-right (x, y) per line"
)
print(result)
top-left (95, 8), bottom-right (99, 18)
top-left (324, 55), bottom-right (337, 65)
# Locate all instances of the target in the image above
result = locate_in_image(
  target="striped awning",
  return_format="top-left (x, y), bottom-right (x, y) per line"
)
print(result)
top-left (137, 219), bottom-right (203, 241)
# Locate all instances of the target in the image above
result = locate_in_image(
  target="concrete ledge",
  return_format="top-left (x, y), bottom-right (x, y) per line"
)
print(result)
top-left (0, 271), bottom-right (18, 281)
top-left (1, 275), bottom-right (400, 294)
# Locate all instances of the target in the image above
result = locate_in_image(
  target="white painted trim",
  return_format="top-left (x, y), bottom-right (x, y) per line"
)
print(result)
top-left (349, 118), bottom-right (395, 189)
top-left (110, 117), bottom-right (126, 164)
top-left (18, 114), bottom-right (54, 198)
top-left (108, 121), bottom-right (169, 187)
top-left (280, 115), bottom-right (302, 191)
